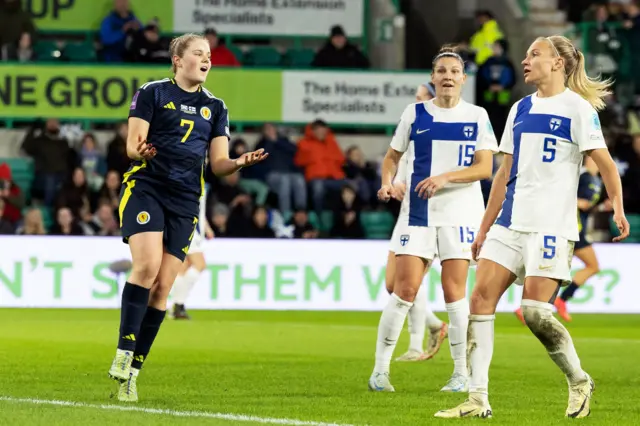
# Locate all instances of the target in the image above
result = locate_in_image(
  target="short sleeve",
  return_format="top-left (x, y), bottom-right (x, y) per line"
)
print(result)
top-left (573, 102), bottom-right (607, 152)
top-left (475, 107), bottom-right (499, 152)
top-left (393, 152), bottom-right (409, 185)
top-left (128, 86), bottom-right (155, 123)
top-left (390, 104), bottom-right (416, 153)
top-left (499, 102), bottom-right (518, 155)
top-left (211, 101), bottom-right (230, 140)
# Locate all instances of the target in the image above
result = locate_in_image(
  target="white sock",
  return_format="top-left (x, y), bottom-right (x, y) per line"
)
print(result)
top-left (374, 293), bottom-right (413, 374)
top-left (425, 307), bottom-right (444, 331)
top-left (407, 285), bottom-right (427, 352)
top-left (171, 274), bottom-right (188, 305)
top-left (468, 314), bottom-right (495, 402)
top-left (446, 298), bottom-right (470, 376)
top-left (521, 299), bottom-right (587, 385)
top-left (172, 267), bottom-right (201, 305)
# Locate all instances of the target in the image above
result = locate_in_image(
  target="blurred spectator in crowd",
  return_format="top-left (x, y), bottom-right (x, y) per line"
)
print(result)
top-left (0, 162), bottom-right (24, 225)
top-left (212, 172), bottom-right (252, 236)
top-left (21, 118), bottom-right (75, 207)
top-left (331, 185), bottom-right (364, 239)
top-left (88, 201), bottom-right (120, 236)
top-left (210, 203), bottom-right (229, 237)
top-left (99, 0), bottom-right (141, 62)
top-left (0, 0), bottom-right (35, 54)
top-left (623, 2), bottom-right (640, 95)
top-left (1, 32), bottom-right (35, 62)
top-left (312, 25), bottom-right (370, 69)
top-left (229, 139), bottom-right (269, 206)
top-left (622, 134), bottom-right (640, 214)
top-left (107, 122), bottom-right (130, 178)
top-left (205, 28), bottom-right (240, 66)
top-left (582, 4), bottom-right (620, 79)
top-left (477, 39), bottom-right (516, 141)
top-left (0, 198), bottom-right (15, 234)
top-left (256, 123), bottom-right (307, 215)
top-left (127, 20), bottom-right (170, 63)
top-left (295, 120), bottom-right (346, 215)
top-left (56, 168), bottom-right (91, 219)
top-left (15, 207), bottom-right (46, 235)
top-left (94, 170), bottom-right (121, 215)
top-left (343, 146), bottom-right (378, 206)
top-left (79, 133), bottom-right (107, 192)
top-left (454, 41), bottom-right (478, 74)
top-left (49, 207), bottom-right (84, 236)
top-left (470, 10), bottom-right (504, 66)
top-left (289, 209), bottom-right (319, 239)
top-left (246, 206), bottom-right (276, 238)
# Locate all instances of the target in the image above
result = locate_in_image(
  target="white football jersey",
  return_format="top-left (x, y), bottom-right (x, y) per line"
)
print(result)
top-left (495, 89), bottom-right (607, 241)
top-left (390, 99), bottom-right (498, 227)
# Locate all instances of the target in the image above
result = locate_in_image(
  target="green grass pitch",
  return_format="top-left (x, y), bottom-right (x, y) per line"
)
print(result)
top-left (1, 309), bottom-right (639, 425)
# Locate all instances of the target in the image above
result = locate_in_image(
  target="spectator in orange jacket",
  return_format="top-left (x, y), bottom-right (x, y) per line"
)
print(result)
top-left (205, 28), bottom-right (240, 67)
top-left (294, 120), bottom-right (347, 215)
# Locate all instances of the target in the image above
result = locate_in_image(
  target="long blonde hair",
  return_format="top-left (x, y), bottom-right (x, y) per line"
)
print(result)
top-left (542, 35), bottom-right (612, 111)
top-left (23, 208), bottom-right (46, 235)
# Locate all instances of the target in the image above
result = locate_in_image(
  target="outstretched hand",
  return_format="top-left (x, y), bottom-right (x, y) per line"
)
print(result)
top-left (136, 135), bottom-right (156, 160)
top-left (235, 148), bottom-right (269, 168)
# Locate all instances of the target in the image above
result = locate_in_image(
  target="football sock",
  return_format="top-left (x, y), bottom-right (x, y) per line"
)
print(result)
top-left (131, 307), bottom-right (166, 370)
top-left (374, 293), bottom-right (412, 374)
top-left (468, 314), bottom-right (495, 403)
top-left (446, 298), bottom-right (470, 376)
top-left (560, 282), bottom-right (579, 302)
top-left (117, 282), bottom-right (150, 352)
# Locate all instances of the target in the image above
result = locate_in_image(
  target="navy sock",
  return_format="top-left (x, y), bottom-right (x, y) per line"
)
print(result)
top-left (131, 307), bottom-right (166, 370)
top-left (117, 282), bottom-right (150, 352)
top-left (560, 282), bottom-right (579, 302)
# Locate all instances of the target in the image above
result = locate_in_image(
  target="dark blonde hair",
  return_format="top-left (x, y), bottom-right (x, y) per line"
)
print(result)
top-left (169, 33), bottom-right (207, 74)
top-left (542, 35), bottom-right (612, 111)
top-left (432, 44), bottom-right (465, 69)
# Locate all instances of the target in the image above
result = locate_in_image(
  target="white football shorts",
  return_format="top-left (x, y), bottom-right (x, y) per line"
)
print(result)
top-left (479, 224), bottom-right (574, 286)
top-left (187, 231), bottom-right (205, 255)
top-left (390, 220), bottom-right (475, 262)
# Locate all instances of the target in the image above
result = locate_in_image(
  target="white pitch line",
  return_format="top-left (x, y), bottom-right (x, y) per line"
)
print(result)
top-left (0, 396), bottom-right (358, 426)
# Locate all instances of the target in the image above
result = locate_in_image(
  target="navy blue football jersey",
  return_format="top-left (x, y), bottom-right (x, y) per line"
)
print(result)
top-left (577, 170), bottom-right (602, 232)
top-left (125, 78), bottom-right (230, 204)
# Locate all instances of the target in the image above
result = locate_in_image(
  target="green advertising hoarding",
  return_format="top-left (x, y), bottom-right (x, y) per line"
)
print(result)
top-left (23, 0), bottom-right (173, 31)
top-left (0, 64), bottom-right (282, 122)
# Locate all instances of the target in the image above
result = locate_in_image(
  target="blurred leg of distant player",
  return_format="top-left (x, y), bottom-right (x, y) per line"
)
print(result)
top-left (554, 246), bottom-right (600, 322)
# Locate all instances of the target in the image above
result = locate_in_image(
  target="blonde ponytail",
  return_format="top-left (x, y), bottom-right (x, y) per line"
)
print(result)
top-left (544, 36), bottom-right (612, 111)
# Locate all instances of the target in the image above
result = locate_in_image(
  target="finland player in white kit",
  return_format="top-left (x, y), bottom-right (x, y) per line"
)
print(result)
top-left (369, 46), bottom-right (498, 393)
top-left (388, 83), bottom-right (449, 364)
top-left (170, 183), bottom-right (214, 319)
top-left (435, 36), bottom-right (630, 419)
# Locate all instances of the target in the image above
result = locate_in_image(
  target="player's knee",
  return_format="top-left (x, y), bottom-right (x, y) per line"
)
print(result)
top-left (590, 263), bottom-right (600, 275)
top-left (149, 281), bottom-right (172, 306)
top-left (130, 259), bottom-right (162, 287)
top-left (469, 283), bottom-right (493, 313)
top-left (394, 279), bottom-right (418, 302)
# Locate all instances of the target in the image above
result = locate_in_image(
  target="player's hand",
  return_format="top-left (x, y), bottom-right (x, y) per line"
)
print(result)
top-left (205, 228), bottom-right (214, 239)
top-left (236, 149), bottom-right (269, 168)
top-left (471, 230), bottom-right (487, 262)
top-left (415, 174), bottom-right (449, 199)
top-left (612, 212), bottom-right (630, 242)
top-left (136, 135), bottom-right (156, 160)
top-left (392, 182), bottom-right (406, 201)
top-left (377, 184), bottom-right (394, 202)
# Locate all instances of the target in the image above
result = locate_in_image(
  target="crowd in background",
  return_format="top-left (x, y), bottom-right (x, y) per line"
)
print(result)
top-left (0, 0), bottom-right (638, 242)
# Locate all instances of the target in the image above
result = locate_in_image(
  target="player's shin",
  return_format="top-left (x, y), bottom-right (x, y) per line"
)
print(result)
top-left (117, 282), bottom-right (151, 351)
top-left (131, 306), bottom-right (167, 371)
top-left (446, 298), bottom-right (470, 376)
top-left (521, 299), bottom-right (587, 385)
top-left (468, 314), bottom-right (495, 403)
top-left (407, 285), bottom-right (427, 352)
top-left (374, 293), bottom-right (413, 374)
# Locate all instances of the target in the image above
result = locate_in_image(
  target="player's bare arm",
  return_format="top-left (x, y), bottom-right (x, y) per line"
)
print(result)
top-left (378, 147), bottom-right (402, 202)
top-left (209, 136), bottom-right (268, 176)
top-left (127, 117), bottom-right (155, 160)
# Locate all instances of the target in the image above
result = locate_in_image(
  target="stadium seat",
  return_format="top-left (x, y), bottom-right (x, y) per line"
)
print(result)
top-left (609, 214), bottom-right (640, 243)
top-left (228, 45), bottom-right (244, 64)
top-left (283, 48), bottom-right (315, 67)
top-left (319, 211), bottom-right (334, 233)
top-left (33, 40), bottom-right (62, 61)
top-left (63, 43), bottom-right (97, 62)
top-left (361, 211), bottom-right (395, 239)
top-left (244, 46), bottom-right (282, 67)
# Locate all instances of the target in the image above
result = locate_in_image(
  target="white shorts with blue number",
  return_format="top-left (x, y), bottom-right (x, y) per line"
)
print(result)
top-left (390, 217), bottom-right (475, 262)
top-left (479, 224), bottom-right (574, 286)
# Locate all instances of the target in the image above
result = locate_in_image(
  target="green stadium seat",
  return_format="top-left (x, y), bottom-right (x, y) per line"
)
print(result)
top-left (319, 211), bottom-right (334, 233)
top-left (244, 46), bottom-right (282, 67)
top-left (228, 45), bottom-right (244, 64)
top-left (609, 214), bottom-right (640, 243)
top-left (34, 40), bottom-right (62, 61)
top-left (284, 48), bottom-right (316, 67)
top-left (307, 211), bottom-right (321, 231)
top-left (64, 43), bottom-right (97, 62)
top-left (361, 211), bottom-right (395, 239)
